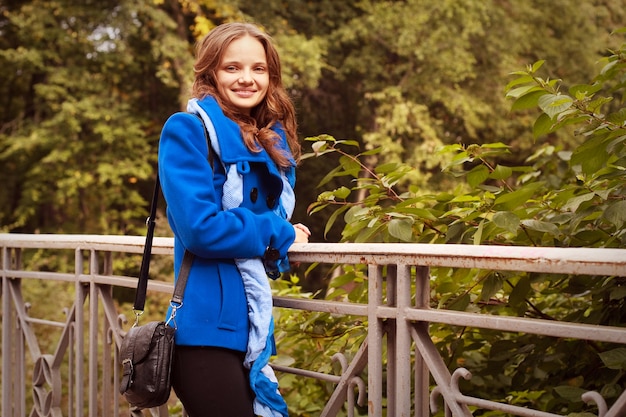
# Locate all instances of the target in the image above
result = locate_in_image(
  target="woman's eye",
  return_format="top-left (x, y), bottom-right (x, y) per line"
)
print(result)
top-left (254, 66), bottom-right (266, 73)
top-left (225, 66), bottom-right (238, 72)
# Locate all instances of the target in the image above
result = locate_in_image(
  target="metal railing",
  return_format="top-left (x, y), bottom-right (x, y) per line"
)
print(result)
top-left (1, 233), bottom-right (625, 417)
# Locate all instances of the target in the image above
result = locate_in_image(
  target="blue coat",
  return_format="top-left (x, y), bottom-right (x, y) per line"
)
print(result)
top-left (158, 96), bottom-right (296, 350)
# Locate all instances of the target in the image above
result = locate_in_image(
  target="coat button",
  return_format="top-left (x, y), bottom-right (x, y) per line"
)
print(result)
top-left (266, 194), bottom-right (277, 209)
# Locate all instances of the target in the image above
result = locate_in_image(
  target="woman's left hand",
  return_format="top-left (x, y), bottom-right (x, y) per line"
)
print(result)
top-left (292, 223), bottom-right (311, 243)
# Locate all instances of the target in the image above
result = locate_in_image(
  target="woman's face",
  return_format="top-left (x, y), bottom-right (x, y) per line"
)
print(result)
top-left (216, 35), bottom-right (269, 115)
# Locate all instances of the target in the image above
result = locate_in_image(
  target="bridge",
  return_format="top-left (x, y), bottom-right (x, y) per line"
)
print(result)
top-left (2, 233), bottom-right (625, 416)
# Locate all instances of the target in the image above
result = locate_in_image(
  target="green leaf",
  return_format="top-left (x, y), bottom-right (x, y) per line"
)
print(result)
top-left (334, 186), bottom-right (351, 199)
top-left (354, 221), bottom-right (385, 243)
top-left (531, 60), bottom-right (545, 72)
top-left (443, 150), bottom-right (472, 170)
top-left (607, 108), bottom-right (626, 126)
top-left (504, 74), bottom-right (535, 91)
top-left (324, 205), bottom-right (349, 238)
top-left (480, 273), bottom-right (502, 301)
top-left (338, 155), bottom-right (362, 177)
top-left (521, 219), bottom-right (561, 236)
top-left (481, 143), bottom-right (512, 150)
top-left (603, 200), bottom-right (626, 228)
top-left (473, 219), bottom-right (484, 244)
top-left (494, 182), bottom-right (544, 210)
top-left (311, 140), bottom-right (329, 154)
top-left (599, 348), bottom-right (626, 370)
top-left (554, 386), bottom-right (586, 402)
top-left (509, 276), bottom-right (531, 307)
top-left (569, 83), bottom-right (602, 98)
top-left (467, 165), bottom-right (489, 188)
top-left (489, 164), bottom-right (513, 181)
top-left (450, 195), bottom-right (482, 203)
top-left (538, 94), bottom-right (574, 119)
top-left (336, 139), bottom-right (360, 147)
top-left (374, 162), bottom-right (399, 174)
top-left (437, 144), bottom-right (464, 154)
top-left (533, 113), bottom-right (554, 138)
top-left (388, 218), bottom-right (414, 242)
top-left (506, 84), bottom-right (543, 99)
top-left (610, 286), bottom-right (626, 301)
top-left (511, 90), bottom-right (548, 111)
top-left (448, 293), bottom-right (470, 311)
top-left (606, 132), bottom-right (626, 152)
top-left (307, 202), bottom-right (328, 215)
top-left (492, 211), bottom-right (520, 233)
top-left (570, 134), bottom-right (610, 175)
top-left (394, 206), bottom-right (439, 221)
top-left (361, 147), bottom-right (383, 156)
top-left (586, 96), bottom-right (613, 113)
top-left (561, 193), bottom-right (595, 212)
top-left (489, 340), bottom-right (517, 361)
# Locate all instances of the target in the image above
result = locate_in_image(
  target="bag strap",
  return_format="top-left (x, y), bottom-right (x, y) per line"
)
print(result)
top-left (133, 177), bottom-right (193, 313)
top-left (133, 113), bottom-right (214, 314)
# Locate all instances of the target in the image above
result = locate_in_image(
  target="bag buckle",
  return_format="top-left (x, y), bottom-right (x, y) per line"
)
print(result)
top-left (120, 358), bottom-right (134, 392)
top-left (131, 310), bottom-right (143, 328)
top-left (165, 301), bottom-right (182, 329)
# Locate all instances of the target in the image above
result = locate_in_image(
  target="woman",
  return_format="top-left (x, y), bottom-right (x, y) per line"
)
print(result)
top-left (158, 22), bottom-right (310, 417)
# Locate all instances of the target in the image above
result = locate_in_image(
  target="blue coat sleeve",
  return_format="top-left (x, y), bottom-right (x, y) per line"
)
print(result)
top-left (158, 112), bottom-right (296, 259)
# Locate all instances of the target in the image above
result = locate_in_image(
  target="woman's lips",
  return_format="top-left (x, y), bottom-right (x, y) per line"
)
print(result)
top-left (233, 89), bottom-right (256, 98)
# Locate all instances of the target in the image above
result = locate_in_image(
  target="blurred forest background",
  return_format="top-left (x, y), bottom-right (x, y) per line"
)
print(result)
top-left (2, 1), bottom-right (626, 416)
top-left (0, 0), bottom-right (623, 240)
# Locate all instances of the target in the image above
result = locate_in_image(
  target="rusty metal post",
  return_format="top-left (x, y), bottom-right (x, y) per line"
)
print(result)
top-left (368, 264), bottom-right (384, 416)
top-left (414, 265), bottom-right (430, 416)
top-left (394, 264), bottom-right (413, 416)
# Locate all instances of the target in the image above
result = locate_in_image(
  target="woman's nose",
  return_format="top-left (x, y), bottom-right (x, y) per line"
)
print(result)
top-left (239, 70), bottom-right (253, 83)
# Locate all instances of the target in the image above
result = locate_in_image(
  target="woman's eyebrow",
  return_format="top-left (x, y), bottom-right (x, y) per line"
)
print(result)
top-left (221, 60), bottom-right (267, 65)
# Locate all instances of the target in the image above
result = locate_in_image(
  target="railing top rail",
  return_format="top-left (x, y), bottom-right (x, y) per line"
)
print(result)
top-left (1, 233), bottom-right (625, 276)
top-left (288, 242), bottom-right (626, 276)
top-left (0, 233), bottom-right (173, 255)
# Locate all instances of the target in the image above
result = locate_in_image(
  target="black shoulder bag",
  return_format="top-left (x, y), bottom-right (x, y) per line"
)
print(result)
top-left (119, 174), bottom-right (194, 409)
top-left (119, 114), bottom-right (213, 409)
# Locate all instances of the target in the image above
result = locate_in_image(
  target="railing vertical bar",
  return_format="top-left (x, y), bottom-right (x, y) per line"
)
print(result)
top-left (89, 249), bottom-right (99, 417)
top-left (2, 246), bottom-right (10, 417)
top-left (69, 319), bottom-right (74, 417)
top-left (414, 266), bottom-right (430, 417)
top-left (11, 248), bottom-right (29, 417)
top-left (396, 264), bottom-right (413, 417)
top-left (387, 265), bottom-right (397, 417)
top-left (18, 306), bottom-right (26, 417)
top-left (368, 264), bottom-right (384, 416)
top-left (102, 286), bottom-right (112, 417)
top-left (114, 342), bottom-right (121, 417)
top-left (102, 252), bottom-right (113, 417)
top-left (99, 282), bottom-right (123, 417)
top-left (75, 248), bottom-right (86, 416)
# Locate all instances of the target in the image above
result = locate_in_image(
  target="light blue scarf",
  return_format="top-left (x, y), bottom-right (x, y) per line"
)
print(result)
top-left (188, 98), bottom-right (292, 417)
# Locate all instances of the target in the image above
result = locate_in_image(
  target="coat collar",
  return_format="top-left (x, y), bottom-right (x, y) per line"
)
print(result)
top-left (195, 96), bottom-right (294, 168)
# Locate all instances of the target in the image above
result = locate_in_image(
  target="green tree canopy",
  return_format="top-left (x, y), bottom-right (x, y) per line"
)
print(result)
top-left (2, 0), bottom-right (624, 236)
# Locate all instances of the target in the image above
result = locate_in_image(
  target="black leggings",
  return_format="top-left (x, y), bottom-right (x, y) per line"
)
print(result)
top-left (171, 346), bottom-right (255, 417)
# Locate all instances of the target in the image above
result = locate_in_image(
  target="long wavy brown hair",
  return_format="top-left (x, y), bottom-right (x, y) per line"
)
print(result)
top-left (192, 23), bottom-right (300, 168)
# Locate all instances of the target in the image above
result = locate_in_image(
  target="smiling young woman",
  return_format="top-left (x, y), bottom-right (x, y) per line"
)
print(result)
top-left (157, 22), bottom-right (310, 417)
